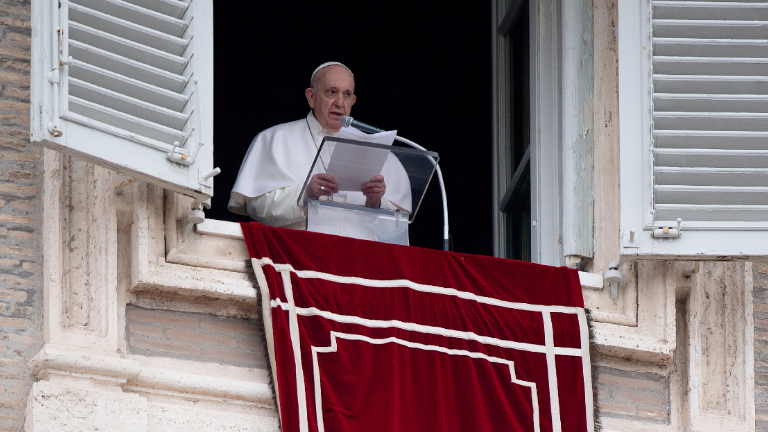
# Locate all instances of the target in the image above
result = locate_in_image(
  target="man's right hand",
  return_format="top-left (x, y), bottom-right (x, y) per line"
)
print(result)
top-left (306, 173), bottom-right (339, 199)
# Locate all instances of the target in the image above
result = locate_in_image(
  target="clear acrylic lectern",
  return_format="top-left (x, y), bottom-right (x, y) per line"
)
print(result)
top-left (298, 137), bottom-right (438, 245)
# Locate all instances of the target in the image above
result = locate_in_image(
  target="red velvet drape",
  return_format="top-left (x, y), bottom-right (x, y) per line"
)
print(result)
top-left (242, 222), bottom-right (592, 432)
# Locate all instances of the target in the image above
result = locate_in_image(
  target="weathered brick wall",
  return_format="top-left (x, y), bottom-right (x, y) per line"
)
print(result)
top-left (596, 365), bottom-right (670, 425)
top-left (754, 262), bottom-right (768, 431)
top-left (126, 306), bottom-right (267, 369)
top-left (0, 1), bottom-right (45, 431)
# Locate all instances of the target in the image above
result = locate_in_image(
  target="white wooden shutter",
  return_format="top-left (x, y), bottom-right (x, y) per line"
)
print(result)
top-left (619, 0), bottom-right (768, 258)
top-left (31, 0), bottom-right (215, 200)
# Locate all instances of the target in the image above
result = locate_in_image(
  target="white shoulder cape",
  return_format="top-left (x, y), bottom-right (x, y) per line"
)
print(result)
top-left (228, 114), bottom-right (412, 217)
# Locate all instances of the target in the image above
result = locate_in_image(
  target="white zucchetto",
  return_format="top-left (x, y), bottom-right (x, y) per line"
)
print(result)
top-left (310, 62), bottom-right (353, 86)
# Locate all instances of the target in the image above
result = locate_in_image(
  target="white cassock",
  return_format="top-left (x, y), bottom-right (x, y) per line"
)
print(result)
top-left (229, 112), bottom-right (412, 230)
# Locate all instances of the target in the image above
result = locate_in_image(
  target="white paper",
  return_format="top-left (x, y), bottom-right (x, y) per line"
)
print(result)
top-left (326, 129), bottom-right (398, 191)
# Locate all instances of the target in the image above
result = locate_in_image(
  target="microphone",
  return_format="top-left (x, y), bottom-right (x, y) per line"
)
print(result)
top-left (340, 116), bottom-right (384, 134)
top-left (342, 116), bottom-right (452, 251)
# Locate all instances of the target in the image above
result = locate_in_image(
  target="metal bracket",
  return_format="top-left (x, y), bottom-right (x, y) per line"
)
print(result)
top-left (47, 25), bottom-right (64, 138)
top-left (652, 218), bottom-right (683, 239)
top-left (187, 198), bottom-right (211, 225)
top-left (621, 226), bottom-right (640, 248)
top-left (187, 204), bottom-right (205, 224)
top-left (167, 78), bottom-right (205, 166)
top-left (198, 167), bottom-right (221, 188)
top-left (604, 259), bottom-right (623, 300)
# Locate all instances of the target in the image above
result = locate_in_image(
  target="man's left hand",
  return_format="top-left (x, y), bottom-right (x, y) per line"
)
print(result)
top-left (362, 175), bottom-right (386, 208)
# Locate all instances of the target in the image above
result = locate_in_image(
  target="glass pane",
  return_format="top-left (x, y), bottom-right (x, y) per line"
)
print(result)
top-left (509, 1), bottom-right (530, 171)
top-left (506, 166), bottom-right (531, 261)
top-left (503, 0), bottom-right (531, 261)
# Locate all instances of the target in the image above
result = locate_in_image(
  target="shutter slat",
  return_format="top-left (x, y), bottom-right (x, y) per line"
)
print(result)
top-left (654, 75), bottom-right (768, 95)
top-left (70, 62), bottom-right (188, 111)
top-left (654, 20), bottom-right (768, 39)
top-left (654, 112), bottom-right (768, 131)
top-left (70, 78), bottom-right (189, 130)
top-left (69, 3), bottom-right (189, 56)
top-left (653, 56), bottom-right (768, 76)
top-left (654, 148), bottom-right (768, 168)
top-left (122, 0), bottom-right (190, 19)
top-left (68, 96), bottom-right (188, 145)
top-left (654, 205), bottom-right (768, 222)
top-left (69, 40), bottom-right (188, 93)
top-left (653, 2), bottom-right (768, 21)
top-left (653, 38), bottom-right (768, 58)
top-left (655, 167), bottom-right (768, 187)
top-left (69, 22), bottom-right (187, 74)
top-left (655, 185), bottom-right (768, 205)
top-left (73, 0), bottom-right (188, 37)
top-left (655, 130), bottom-right (768, 150)
top-left (654, 93), bottom-right (768, 112)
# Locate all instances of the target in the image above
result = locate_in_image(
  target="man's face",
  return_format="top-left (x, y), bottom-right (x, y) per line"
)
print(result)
top-left (305, 66), bottom-right (356, 132)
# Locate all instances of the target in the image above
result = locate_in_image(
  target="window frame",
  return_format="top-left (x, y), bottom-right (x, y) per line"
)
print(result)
top-left (493, 0), bottom-right (563, 266)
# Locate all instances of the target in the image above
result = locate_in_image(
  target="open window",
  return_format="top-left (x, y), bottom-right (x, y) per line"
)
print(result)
top-left (618, 0), bottom-right (768, 258)
top-left (497, 0), bottom-right (532, 262)
top-left (30, 0), bottom-right (215, 201)
top-left (493, 0), bottom-right (573, 266)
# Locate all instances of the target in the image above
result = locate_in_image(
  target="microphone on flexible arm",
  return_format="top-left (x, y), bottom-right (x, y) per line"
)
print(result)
top-left (340, 116), bottom-right (451, 251)
top-left (340, 116), bottom-right (384, 134)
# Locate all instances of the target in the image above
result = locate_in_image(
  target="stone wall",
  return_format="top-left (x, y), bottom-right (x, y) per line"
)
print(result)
top-left (597, 366), bottom-right (670, 424)
top-left (754, 262), bottom-right (768, 431)
top-left (0, 1), bottom-right (44, 431)
top-left (126, 306), bottom-right (267, 369)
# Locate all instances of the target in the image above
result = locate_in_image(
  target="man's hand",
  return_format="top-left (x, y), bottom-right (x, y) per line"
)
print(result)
top-left (306, 173), bottom-right (339, 199)
top-left (362, 175), bottom-right (386, 208)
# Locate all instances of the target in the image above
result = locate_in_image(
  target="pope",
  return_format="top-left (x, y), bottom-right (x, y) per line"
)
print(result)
top-left (228, 62), bottom-right (410, 229)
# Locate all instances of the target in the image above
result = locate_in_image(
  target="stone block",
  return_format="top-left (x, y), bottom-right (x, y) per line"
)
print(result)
top-left (5, 171), bottom-right (36, 181)
top-left (129, 336), bottom-right (201, 357)
top-left (147, 403), bottom-right (278, 432)
top-left (129, 308), bottom-right (200, 328)
top-left (25, 381), bottom-right (147, 432)
top-left (0, 153), bottom-right (39, 163)
top-left (0, 288), bottom-right (26, 301)
top-left (0, 135), bottom-right (26, 150)
top-left (0, 213), bottom-right (34, 225)
top-left (0, 245), bottom-right (34, 257)
top-left (2, 86), bottom-right (29, 102)
top-left (0, 317), bottom-right (26, 328)
top-left (200, 318), bottom-right (259, 334)
top-left (8, 230), bottom-right (34, 240)
top-left (0, 182), bottom-right (36, 197)
top-left (165, 328), bottom-right (237, 347)
top-left (126, 306), bottom-right (266, 368)
top-left (0, 259), bottom-right (19, 269)
top-left (202, 347), bottom-right (264, 367)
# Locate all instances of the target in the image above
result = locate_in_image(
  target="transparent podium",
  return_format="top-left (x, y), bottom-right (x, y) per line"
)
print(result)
top-left (298, 137), bottom-right (438, 245)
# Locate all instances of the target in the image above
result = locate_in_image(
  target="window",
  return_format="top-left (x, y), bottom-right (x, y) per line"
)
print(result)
top-left (498, 0), bottom-right (532, 262)
top-left (31, 0), bottom-right (215, 201)
top-left (618, 0), bottom-right (768, 258)
top-left (493, 0), bottom-right (564, 266)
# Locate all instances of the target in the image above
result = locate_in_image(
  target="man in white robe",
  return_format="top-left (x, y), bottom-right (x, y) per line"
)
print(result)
top-left (228, 62), bottom-right (410, 229)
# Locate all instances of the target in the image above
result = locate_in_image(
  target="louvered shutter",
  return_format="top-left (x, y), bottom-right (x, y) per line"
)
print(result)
top-left (31, 0), bottom-right (215, 200)
top-left (618, 0), bottom-right (768, 257)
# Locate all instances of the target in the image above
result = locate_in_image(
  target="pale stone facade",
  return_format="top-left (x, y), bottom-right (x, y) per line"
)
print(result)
top-left (0, 0), bottom-right (762, 431)
top-left (0, 2), bottom-right (44, 429)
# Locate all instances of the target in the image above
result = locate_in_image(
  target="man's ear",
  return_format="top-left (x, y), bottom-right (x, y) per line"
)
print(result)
top-left (305, 88), bottom-right (315, 108)
top-left (350, 94), bottom-right (357, 108)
